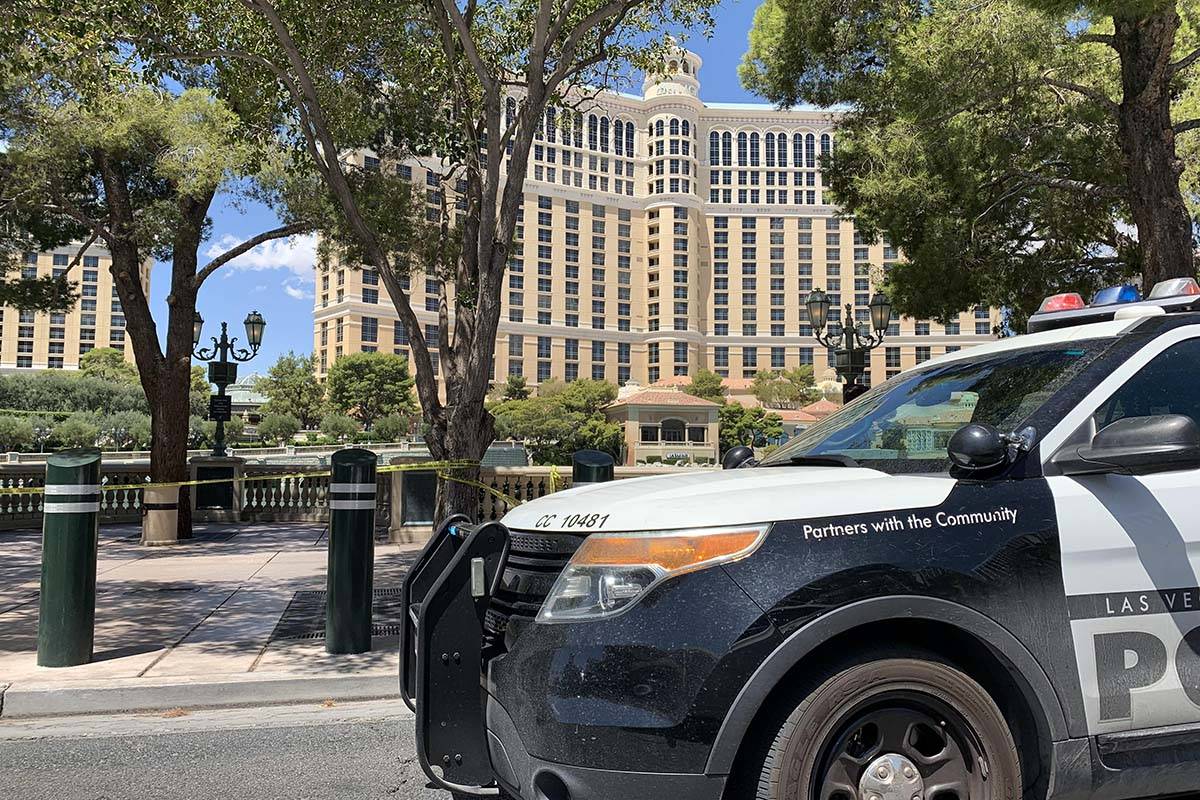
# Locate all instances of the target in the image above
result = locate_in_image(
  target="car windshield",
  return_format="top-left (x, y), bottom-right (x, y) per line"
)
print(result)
top-left (758, 340), bottom-right (1108, 474)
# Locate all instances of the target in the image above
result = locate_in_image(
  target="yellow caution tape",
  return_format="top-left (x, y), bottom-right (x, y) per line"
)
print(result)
top-left (0, 459), bottom-right (482, 496)
top-left (548, 464), bottom-right (562, 494)
top-left (436, 471), bottom-right (523, 509)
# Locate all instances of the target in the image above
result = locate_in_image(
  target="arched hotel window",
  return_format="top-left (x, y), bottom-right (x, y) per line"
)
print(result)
top-left (805, 133), bottom-right (816, 168)
top-left (505, 97), bottom-right (516, 130)
top-left (661, 418), bottom-right (686, 443)
top-left (777, 134), bottom-right (787, 167)
top-left (655, 119), bottom-right (665, 137)
top-left (765, 133), bottom-right (776, 167)
top-left (670, 118), bottom-right (680, 136)
top-left (793, 133), bottom-right (804, 169)
top-left (709, 131), bottom-right (720, 163)
top-left (600, 117), bottom-right (610, 152)
top-left (588, 114), bottom-right (598, 150)
top-left (545, 107), bottom-right (556, 143)
top-left (749, 132), bottom-right (760, 166)
top-left (722, 132), bottom-right (732, 166)
top-left (625, 122), bottom-right (634, 156)
top-left (614, 119), bottom-right (624, 155)
top-left (821, 133), bottom-right (832, 160)
top-left (573, 113), bottom-right (583, 147)
top-left (737, 132), bottom-right (748, 166)
top-left (682, 119), bottom-right (690, 137)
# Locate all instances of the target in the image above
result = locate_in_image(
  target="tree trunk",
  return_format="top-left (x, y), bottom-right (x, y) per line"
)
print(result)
top-left (1113, 6), bottom-right (1196, 288)
top-left (429, 401), bottom-right (496, 522)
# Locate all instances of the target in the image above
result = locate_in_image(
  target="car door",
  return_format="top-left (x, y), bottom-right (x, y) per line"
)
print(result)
top-left (1043, 331), bottom-right (1200, 735)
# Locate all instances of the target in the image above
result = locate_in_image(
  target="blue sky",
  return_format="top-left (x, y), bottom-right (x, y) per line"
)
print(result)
top-left (174, 0), bottom-right (762, 371)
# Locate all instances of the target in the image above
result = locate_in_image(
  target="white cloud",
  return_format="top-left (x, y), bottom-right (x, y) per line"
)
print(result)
top-left (204, 232), bottom-right (317, 283)
top-left (282, 280), bottom-right (314, 301)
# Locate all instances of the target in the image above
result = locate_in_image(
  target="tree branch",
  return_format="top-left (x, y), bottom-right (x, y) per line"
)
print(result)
top-left (1176, 118), bottom-right (1200, 135)
top-left (1011, 170), bottom-right (1126, 199)
top-left (1077, 33), bottom-right (1115, 47)
top-left (193, 221), bottom-right (312, 287)
top-left (433, 0), bottom-right (495, 93)
top-left (1172, 46), bottom-right (1200, 75)
top-left (1040, 76), bottom-right (1119, 116)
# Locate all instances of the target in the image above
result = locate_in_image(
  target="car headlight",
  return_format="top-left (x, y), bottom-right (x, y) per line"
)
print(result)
top-left (537, 524), bottom-right (770, 623)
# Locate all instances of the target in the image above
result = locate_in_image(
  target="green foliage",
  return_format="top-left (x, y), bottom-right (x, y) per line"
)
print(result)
top-left (98, 410), bottom-right (152, 450)
top-left (320, 413), bottom-right (359, 442)
top-left (492, 380), bottom-right (623, 464)
top-left (0, 371), bottom-right (147, 416)
top-left (742, 0), bottom-right (1199, 324)
top-left (326, 351), bottom-right (417, 430)
top-left (52, 412), bottom-right (100, 448)
top-left (190, 366), bottom-right (211, 418)
top-left (0, 416), bottom-right (35, 451)
top-left (750, 367), bottom-right (819, 407)
top-left (718, 402), bottom-right (784, 454)
top-left (684, 369), bottom-right (727, 404)
top-left (257, 413), bottom-right (300, 445)
top-left (258, 352), bottom-right (325, 428)
top-left (500, 375), bottom-right (530, 401)
top-left (372, 413), bottom-right (413, 441)
top-left (80, 347), bottom-right (139, 383)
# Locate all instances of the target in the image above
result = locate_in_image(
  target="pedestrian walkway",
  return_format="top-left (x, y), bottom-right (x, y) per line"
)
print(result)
top-left (0, 522), bottom-right (423, 716)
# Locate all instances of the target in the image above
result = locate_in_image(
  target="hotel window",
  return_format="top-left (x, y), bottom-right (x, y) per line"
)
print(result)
top-left (916, 346), bottom-right (931, 363)
top-left (361, 317), bottom-right (378, 343)
top-left (362, 288), bottom-right (378, 304)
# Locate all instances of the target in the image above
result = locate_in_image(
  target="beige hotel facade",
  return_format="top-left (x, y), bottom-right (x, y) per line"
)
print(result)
top-left (1, 243), bottom-right (147, 373)
top-left (313, 50), bottom-right (999, 394)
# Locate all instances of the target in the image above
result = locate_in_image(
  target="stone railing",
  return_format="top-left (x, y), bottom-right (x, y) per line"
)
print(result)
top-left (0, 463), bottom-right (153, 530)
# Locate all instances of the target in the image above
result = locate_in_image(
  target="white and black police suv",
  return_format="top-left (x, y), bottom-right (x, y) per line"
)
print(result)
top-left (401, 277), bottom-right (1200, 800)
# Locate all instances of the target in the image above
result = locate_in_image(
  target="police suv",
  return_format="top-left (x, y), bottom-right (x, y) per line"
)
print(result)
top-left (401, 277), bottom-right (1200, 800)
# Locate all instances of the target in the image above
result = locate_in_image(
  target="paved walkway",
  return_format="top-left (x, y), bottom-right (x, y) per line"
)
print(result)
top-left (0, 522), bottom-right (423, 714)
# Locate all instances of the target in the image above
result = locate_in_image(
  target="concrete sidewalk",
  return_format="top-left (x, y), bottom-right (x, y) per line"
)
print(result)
top-left (0, 522), bottom-right (423, 718)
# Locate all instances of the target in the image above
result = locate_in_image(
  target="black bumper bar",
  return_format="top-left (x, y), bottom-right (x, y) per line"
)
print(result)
top-left (400, 516), bottom-right (511, 795)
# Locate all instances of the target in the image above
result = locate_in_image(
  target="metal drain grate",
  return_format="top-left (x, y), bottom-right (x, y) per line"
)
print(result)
top-left (269, 587), bottom-right (407, 642)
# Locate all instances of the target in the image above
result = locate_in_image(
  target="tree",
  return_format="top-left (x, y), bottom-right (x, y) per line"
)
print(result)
top-left (500, 375), bottom-right (530, 401)
top-left (684, 369), bottom-right (727, 404)
top-left (80, 347), bottom-right (139, 384)
top-left (258, 352), bottom-right (325, 428)
top-left (492, 380), bottom-right (623, 464)
top-left (0, 372), bottom-right (147, 416)
top-left (257, 413), bottom-right (300, 445)
top-left (98, 410), bottom-right (152, 450)
top-left (28, 415), bottom-right (53, 452)
top-left (4, 32), bottom-right (318, 539)
top-left (718, 402), bottom-right (784, 454)
top-left (372, 413), bottom-right (414, 441)
top-left (52, 412), bottom-right (100, 448)
top-left (742, 0), bottom-right (1200, 324)
top-left (143, 0), bottom-right (719, 517)
top-left (320, 413), bottom-right (359, 442)
top-left (190, 366), bottom-right (211, 418)
top-left (326, 351), bottom-right (418, 430)
top-left (751, 366), bottom-right (819, 407)
top-left (0, 416), bottom-right (35, 452)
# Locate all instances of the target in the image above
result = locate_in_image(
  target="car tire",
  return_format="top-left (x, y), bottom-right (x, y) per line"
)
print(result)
top-left (754, 657), bottom-right (1020, 800)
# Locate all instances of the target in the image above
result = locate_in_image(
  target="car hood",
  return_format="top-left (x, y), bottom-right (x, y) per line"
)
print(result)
top-left (501, 466), bottom-right (956, 533)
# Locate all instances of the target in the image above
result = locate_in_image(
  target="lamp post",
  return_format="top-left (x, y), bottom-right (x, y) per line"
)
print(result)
top-left (193, 310), bottom-right (265, 457)
top-left (806, 289), bottom-right (893, 404)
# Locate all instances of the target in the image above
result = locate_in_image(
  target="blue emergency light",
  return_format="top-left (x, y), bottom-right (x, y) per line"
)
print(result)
top-left (1091, 284), bottom-right (1141, 306)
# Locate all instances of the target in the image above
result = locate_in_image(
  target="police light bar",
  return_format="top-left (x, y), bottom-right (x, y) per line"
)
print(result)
top-left (1091, 284), bottom-right (1141, 306)
top-left (1149, 277), bottom-right (1200, 299)
top-left (1029, 278), bottom-right (1200, 333)
top-left (1037, 293), bottom-right (1085, 313)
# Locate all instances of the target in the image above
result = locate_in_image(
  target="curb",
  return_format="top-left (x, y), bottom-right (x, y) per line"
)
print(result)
top-left (0, 672), bottom-right (398, 719)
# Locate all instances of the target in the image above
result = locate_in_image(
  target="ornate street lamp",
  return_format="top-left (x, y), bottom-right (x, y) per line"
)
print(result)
top-left (192, 310), bottom-right (266, 457)
top-left (807, 289), bottom-right (892, 403)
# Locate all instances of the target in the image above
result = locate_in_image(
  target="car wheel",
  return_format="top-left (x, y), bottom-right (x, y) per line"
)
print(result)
top-left (755, 657), bottom-right (1020, 800)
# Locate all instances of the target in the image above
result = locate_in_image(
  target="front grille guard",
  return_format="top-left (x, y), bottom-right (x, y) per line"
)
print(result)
top-left (401, 515), bottom-right (511, 796)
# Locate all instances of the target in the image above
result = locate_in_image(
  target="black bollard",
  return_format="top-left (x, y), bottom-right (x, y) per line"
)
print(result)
top-left (37, 448), bottom-right (102, 667)
top-left (571, 449), bottom-right (615, 486)
top-left (326, 448), bottom-right (377, 654)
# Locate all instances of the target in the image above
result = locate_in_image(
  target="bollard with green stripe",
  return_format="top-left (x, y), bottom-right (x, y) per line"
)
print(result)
top-left (326, 448), bottom-right (377, 654)
top-left (37, 448), bottom-right (102, 667)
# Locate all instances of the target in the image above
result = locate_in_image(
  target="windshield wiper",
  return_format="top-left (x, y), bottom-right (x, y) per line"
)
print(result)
top-left (765, 454), bottom-right (860, 468)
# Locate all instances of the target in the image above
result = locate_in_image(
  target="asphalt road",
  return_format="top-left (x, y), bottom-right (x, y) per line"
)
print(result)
top-left (0, 700), bottom-right (447, 800)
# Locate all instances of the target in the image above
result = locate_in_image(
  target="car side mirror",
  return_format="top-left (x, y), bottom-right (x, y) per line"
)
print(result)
top-left (947, 423), bottom-right (1010, 474)
top-left (722, 445), bottom-right (756, 470)
top-left (1054, 414), bottom-right (1200, 476)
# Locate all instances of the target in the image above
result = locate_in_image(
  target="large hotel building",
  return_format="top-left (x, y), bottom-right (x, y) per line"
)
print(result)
top-left (313, 51), bottom-right (998, 393)
top-left (1, 242), bottom-right (147, 372)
